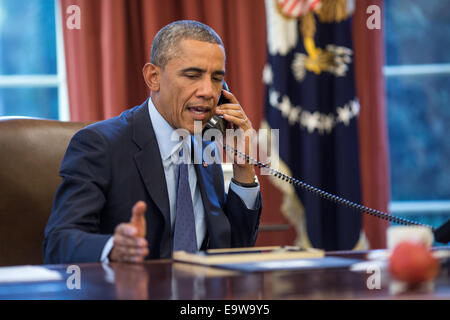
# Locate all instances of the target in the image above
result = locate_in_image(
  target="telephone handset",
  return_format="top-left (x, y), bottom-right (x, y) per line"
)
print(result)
top-left (204, 82), bottom-right (449, 242)
top-left (205, 81), bottom-right (232, 134)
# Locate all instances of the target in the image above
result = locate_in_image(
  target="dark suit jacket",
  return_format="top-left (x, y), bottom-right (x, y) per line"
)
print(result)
top-left (43, 100), bottom-right (262, 264)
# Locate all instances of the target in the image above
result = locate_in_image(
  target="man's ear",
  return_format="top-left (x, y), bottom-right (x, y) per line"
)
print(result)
top-left (142, 63), bottom-right (160, 92)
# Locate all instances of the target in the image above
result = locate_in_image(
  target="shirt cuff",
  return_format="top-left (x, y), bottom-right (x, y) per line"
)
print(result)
top-left (229, 181), bottom-right (260, 210)
top-left (100, 236), bottom-right (115, 263)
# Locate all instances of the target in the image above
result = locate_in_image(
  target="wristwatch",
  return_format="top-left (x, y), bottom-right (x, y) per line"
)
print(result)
top-left (231, 177), bottom-right (259, 188)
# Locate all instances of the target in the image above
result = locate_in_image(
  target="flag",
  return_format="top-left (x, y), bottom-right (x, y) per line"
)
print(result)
top-left (262, 0), bottom-right (363, 250)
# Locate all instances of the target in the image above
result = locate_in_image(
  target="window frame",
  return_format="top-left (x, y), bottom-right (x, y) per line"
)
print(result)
top-left (383, 65), bottom-right (450, 217)
top-left (0, 0), bottom-right (69, 121)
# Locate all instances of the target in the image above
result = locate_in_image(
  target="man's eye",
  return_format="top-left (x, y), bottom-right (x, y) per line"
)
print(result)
top-left (213, 77), bottom-right (224, 82)
top-left (185, 74), bottom-right (200, 79)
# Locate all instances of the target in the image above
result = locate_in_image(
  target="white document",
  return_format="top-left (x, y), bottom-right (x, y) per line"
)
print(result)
top-left (0, 265), bottom-right (63, 283)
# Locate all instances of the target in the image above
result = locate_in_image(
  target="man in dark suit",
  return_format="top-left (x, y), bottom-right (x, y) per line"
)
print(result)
top-left (43, 20), bottom-right (262, 264)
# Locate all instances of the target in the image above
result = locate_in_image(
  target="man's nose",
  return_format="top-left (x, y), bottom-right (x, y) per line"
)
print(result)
top-left (196, 78), bottom-right (215, 99)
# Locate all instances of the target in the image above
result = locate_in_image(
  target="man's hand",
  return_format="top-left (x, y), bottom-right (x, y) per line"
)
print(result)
top-left (109, 201), bottom-right (149, 263)
top-left (215, 89), bottom-right (256, 184)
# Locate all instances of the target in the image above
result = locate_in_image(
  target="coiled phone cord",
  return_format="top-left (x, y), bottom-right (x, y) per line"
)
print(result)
top-left (223, 144), bottom-right (435, 232)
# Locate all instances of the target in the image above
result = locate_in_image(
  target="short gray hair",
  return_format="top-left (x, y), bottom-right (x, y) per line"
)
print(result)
top-left (150, 20), bottom-right (224, 68)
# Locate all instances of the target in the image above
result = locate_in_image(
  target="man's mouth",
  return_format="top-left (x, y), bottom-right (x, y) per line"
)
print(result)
top-left (186, 106), bottom-right (212, 120)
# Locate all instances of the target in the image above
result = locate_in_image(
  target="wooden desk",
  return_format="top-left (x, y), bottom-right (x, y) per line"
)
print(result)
top-left (0, 250), bottom-right (448, 300)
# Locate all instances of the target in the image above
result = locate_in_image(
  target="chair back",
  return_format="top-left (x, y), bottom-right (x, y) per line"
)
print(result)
top-left (0, 117), bottom-right (90, 266)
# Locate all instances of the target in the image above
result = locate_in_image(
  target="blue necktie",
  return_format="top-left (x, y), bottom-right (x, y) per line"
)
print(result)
top-left (173, 162), bottom-right (198, 253)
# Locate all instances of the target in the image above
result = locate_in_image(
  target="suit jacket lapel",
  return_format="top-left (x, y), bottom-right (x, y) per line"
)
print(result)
top-left (131, 101), bottom-right (172, 251)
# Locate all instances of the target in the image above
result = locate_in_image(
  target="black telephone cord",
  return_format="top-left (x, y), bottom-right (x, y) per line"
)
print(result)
top-left (223, 144), bottom-right (435, 232)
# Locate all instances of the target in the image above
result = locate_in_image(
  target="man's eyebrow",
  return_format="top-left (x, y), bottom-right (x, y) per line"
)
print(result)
top-left (180, 67), bottom-right (225, 76)
top-left (181, 67), bottom-right (205, 74)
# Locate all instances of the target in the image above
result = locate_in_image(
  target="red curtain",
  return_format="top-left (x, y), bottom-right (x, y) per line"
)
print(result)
top-left (353, 0), bottom-right (390, 249)
top-left (61, 0), bottom-right (389, 249)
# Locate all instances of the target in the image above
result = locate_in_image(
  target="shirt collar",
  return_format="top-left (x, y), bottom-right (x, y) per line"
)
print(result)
top-left (147, 98), bottom-right (191, 162)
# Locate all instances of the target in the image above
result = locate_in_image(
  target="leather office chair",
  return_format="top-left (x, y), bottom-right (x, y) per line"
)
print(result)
top-left (0, 117), bottom-right (90, 266)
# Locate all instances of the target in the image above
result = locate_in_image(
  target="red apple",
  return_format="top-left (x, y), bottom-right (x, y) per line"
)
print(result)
top-left (389, 241), bottom-right (440, 284)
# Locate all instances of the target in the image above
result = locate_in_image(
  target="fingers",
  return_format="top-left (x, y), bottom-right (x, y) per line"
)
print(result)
top-left (113, 244), bottom-right (149, 259)
top-left (215, 92), bottom-right (255, 163)
top-left (111, 224), bottom-right (149, 263)
top-left (220, 112), bottom-right (252, 131)
top-left (110, 201), bottom-right (149, 263)
top-left (114, 230), bottom-right (148, 248)
top-left (115, 223), bottom-right (138, 238)
top-left (220, 89), bottom-right (239, 104)
top-left (216, 93), bottom-right (252, 131)
top-left (131, 201), bottom-right (147, 238)
top-left (113, 237), bottom-right (149, 263)
top-left (216, 107), bottom-right (244, 118)
top-left (132, 201), bottom-right (147, 219)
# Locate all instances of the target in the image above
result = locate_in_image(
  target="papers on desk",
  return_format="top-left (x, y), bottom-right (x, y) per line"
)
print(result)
top-left (174, 247), bottom-right (362, 272)
top-left (174, 246), bottom-right (325, 266)
top-left (0, 265), bottom-right (63, 283)
top-left (214, 257), bottom-right (363, 272)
